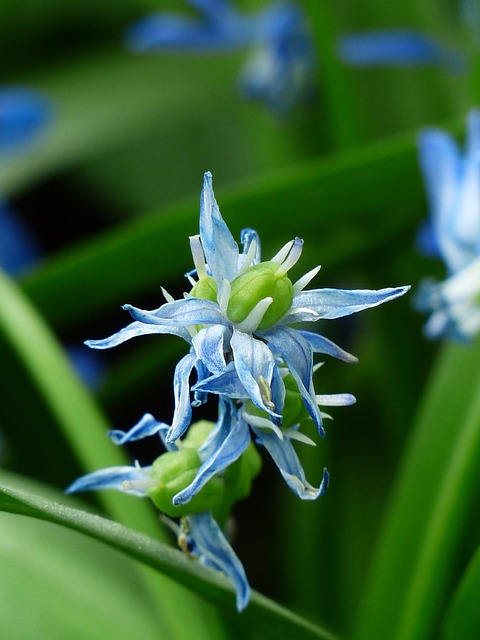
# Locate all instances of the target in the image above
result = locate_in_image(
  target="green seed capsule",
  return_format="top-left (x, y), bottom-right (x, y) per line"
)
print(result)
top-left (190, 275), bottom-right (218, 303)
top-left (227, 262), bottom-right (294, 330)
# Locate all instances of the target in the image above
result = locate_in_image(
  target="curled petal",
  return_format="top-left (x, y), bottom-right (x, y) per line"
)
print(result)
top-left (252, 426), bottom-right (329, 500)
top-left (186, 512), bottom-right (251, 612)
top-left (192, 324), bottom-right (229, 375)
top-left (290, 285), bottom-right (410, 320)
top-left (193, 362), bottom-right (247, 398)
top-left (263, 327), bottom-right (323, 435)
top-left (167, 352), bottom-right (200, 443)
top-left (66, 465), bottom-right (152, 497)
top-left (173, 413), bottom-right (250, 506)
top-left (124, 298), bottom-right (227, 328)
top-left (108, 413), bottom-right (169, 446)
top-left (199, 172), bottom-right (239, 284)
top-left (85, 319), bottom-right (191, 350)
top-left (230, 330), bottom-right (279, 418)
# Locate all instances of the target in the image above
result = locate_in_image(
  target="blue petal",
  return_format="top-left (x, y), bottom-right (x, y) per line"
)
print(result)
top-left (108, 413), bottom-right (169, 445)
top-left (230, 330), bottom-right (279, 418)
top-left (66, 466), bottom-right (151, 497)
top-left (240, 228), bottom-right (262, 265)
top-left (417, 127), bottom-right (466, 272)
top-left (0, 87), bottom-right (53, 153)
top-left (297, 329), bottom-right (358, 363)
top-left (192, 359), bottom-right (210, 406)
top-left (337, 31), bottom-right (464, 72)
top-left (262, 327), bottom-right (323, 435)
top-left (85, 318), bottom-right (191, 350)
top-left (289, 286), bottom-right (410, 320)
top-left (167, 352), bottom-right (200, 443)
top-left (199, 172), bottom-right (239, 284)
top-left (252, 425), bottom-right (329, 500)
top-left (0, 201), bottom-right (41, 275)
top-left (192, 324), bottom-right (229, 375)
top-left (186, 512), bottom-right (251, 612)
top-left (173, 411), bottom-right (250, 506)
top-left (192, 362), bottom-right (248, 398)
top-left (125, 13), bottom-right (242, 52)
top-left (124, 298), bottom-right (227, 328)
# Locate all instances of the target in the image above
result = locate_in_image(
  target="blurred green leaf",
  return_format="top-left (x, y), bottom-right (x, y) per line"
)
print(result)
top-left (442, 544), bottom-right (480, 640)
top-left (0, 477), bottom-right (339, 640)
top-left (355, 336), bottom-right (480, 640)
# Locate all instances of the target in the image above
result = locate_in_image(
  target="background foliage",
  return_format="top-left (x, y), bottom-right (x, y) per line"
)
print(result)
top-left (1, 1), bottom-right (479, 639)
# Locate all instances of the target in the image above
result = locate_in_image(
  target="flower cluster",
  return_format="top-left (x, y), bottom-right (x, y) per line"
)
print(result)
top-left (67, 172), bottom-right (409, 610)
top-left (415, 110), bottom-right (480, 341)
top-left (124, 0), bottom-right (315, 115)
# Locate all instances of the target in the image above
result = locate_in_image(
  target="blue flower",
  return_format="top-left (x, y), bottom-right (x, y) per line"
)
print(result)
top-left (87, 171), bottom-right (409, 441)
top-left (124, 1), bottom-right (315, 114)
top-left (415, 110), bottom-right (480, 341)
top-left (66, 413), bottom-right (255, 612)
top-left (0, 87), bottom-right (53, 154)
top-left (337, 30), bottom-right (464, 73)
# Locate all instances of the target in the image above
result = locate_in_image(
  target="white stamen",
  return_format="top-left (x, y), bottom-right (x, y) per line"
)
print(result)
top-left (275, 237), bottom-right (304, 277)
top-left (235, 297), bottom-right (273, 332)
top-left (243, 411), bottom-right (284, 439)
top-left (258, 375), bottom-right (275, 410)
top-left (321, 412), bottom-right (333, 421)
top-left (218, 278), bottom-right (231, 315)
top-left (293, 265), bottom-right (321, 295)
top-left (161, 287), bottom-right (176, 303)
top-left (270, 239), bottom-right (294, 264)
top-left (313, 362), bottom-right (325, 374)
top-left (186, 274), bottom-right (196, 287)
top-left (283, 428), bottom-right (316, 446)
top-left (316, 393), bottom-right (357, 406)
top-left (189, 235), bottom-right (207, 279)
top-left (236, 237), bottom-right (258, 277)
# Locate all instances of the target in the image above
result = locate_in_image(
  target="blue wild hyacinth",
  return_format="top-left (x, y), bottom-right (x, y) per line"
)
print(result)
top-left (415, 110), bottom-right (480, 341)
top-left (124, 0), bottom-right (315, 115)
top-left (71, 170), bottom-right (409, 610)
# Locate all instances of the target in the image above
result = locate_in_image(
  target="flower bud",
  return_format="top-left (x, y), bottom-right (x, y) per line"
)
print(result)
top-left (227, 262), bottom-right (293, 330)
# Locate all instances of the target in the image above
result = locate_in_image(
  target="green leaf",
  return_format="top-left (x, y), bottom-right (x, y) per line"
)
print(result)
top-left (442, 544), bottom-right (480, 640)
top-left (0, 477), bottom-right (339, 640)
top-left (354, 336), bottom-right (480, 640)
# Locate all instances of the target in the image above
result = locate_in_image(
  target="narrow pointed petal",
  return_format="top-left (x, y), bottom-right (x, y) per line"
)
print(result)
top-left (199, 172), bottom-right (239, 283)
top-left (193, 362), bottom-right (248, 399)
top-left (85, 319), bottom-right (191, 350)
top-left (263, 327), bottom-right (323, 435)
top-left (337, 30), bottom-right (463, 72)
top-left (192, 324), bottom-right (229, 375)
top-left (167, 352), bottom-right (199, 443)
top-left (66, 466), bottom-right (152, 497)
top-left (290, 285), bottom-right (410, 320)
top-left (315, 393), bottom-right (357, 406)
top-left (124, 298), bottom-right (227, 327)
top-left (186, 512), bottom-right (251, 612)
top-left (252, 426), bottom-right (329, 500)
top-left (298, 330), bottom-right (358, 363)
top-left (108, 413), bottom-right (169, 445)
top-left (173, 414), bottom-right (250, 506)
top-left (230, 330), bottom-right (279, 418)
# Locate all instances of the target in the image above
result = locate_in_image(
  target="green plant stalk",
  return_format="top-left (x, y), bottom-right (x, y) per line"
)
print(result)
top-left (355, 337), bottom-right (480, 640)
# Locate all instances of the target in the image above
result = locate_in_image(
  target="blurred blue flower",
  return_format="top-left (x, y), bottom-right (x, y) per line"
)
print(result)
top-left (86, 171), bottom-right (409, 443)
top-left (337, 30), bottom-right (464, 73)
top-left (67, 412), bottom-right (252, 611)
top-left (124, 1), bottom-right (315, 114)
top-left (0, 87), bottom-right (53, 154)
top-left (415, 110), bottom-right (480, 341)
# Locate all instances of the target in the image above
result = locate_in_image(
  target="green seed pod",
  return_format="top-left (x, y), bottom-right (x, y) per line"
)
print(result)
top-left (227, 262), bottom-right (294, 330)
top-left (190, 275), bottom-right (218, 303)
